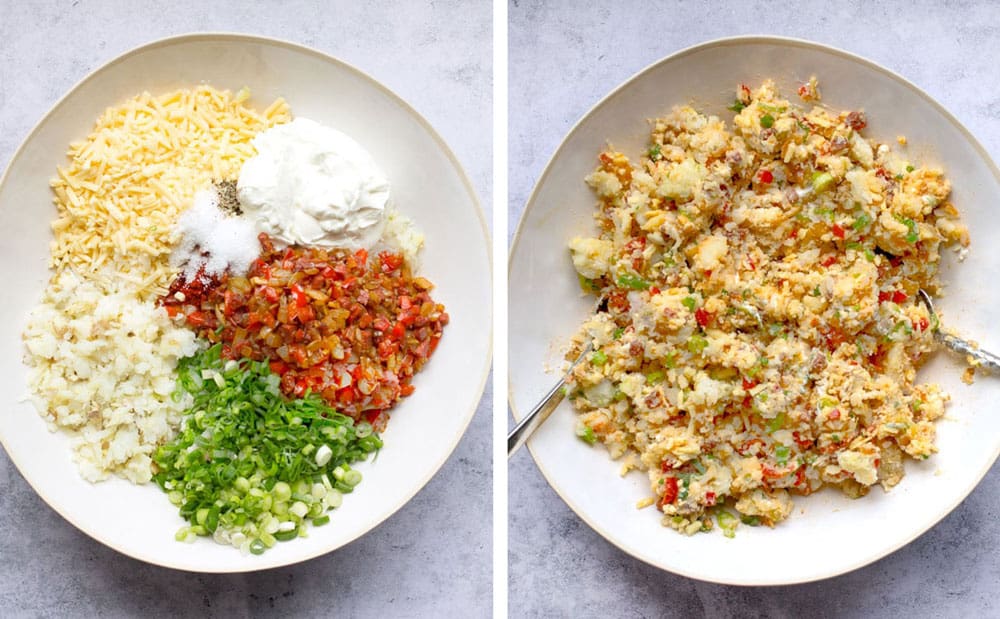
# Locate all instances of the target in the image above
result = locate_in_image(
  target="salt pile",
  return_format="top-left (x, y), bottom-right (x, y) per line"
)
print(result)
top-left (171, 188), bottom-right (260, 280)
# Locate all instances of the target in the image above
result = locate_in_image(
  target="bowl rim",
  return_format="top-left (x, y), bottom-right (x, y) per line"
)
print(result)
top-left (507, 33), bottom-right (1000, 586)
top-left (0, 31), bottom-right (492, 573)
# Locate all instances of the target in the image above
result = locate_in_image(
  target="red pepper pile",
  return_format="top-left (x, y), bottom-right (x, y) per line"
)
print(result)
top-left (163, 233), bottom-right (448, 430)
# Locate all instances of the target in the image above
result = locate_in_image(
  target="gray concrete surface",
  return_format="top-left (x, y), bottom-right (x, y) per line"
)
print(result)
top-left (509, 1), bottom-right (1000, 617)
top-left (0, 1), bottom-right (491, 617)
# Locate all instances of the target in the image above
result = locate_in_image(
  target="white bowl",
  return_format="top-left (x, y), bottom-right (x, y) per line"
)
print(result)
top-left (509, 36), bottom-right (1000, 585)
top-left (0, 33), bottom-right (491, 572)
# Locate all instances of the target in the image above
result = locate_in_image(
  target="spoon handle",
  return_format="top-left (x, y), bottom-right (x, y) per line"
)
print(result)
top-left (507, 343), bottom-right (592, 458)
top-left (937, 331), bottom-right (1000, 373)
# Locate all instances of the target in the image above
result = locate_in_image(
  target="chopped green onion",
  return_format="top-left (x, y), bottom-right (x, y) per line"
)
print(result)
top-left (766, 412), bottom-right (786, 433)
top-left (906, 165), bottom-right (915, 172)
top-left (576, 424), bottom-right (598, 446)
top-left (343, 470), bottom-right (363, 487)
top-left (274, 528), bottom-right (298, 542)
top-left (775, 445), bottom-right (790, 465)
top-left (728, 100), bottom-right (746, 112)
top-left (814, 206), bottom-right (834, 220)
top-left (645, 370), bottom-right (664, 385)
top-left (811, 171), bottom-right (835, 193)
top-left (152, 344), bottom-right (380, 555)
top-left (757, 102), bottom-right (786, 113)
top-left (591, 350), bottom-right (608, 366)
top-left (617, 273), bottom-right (651, 291)
top-left (612, 327), bottom-right (625, 340)
top-left (717, 510), bottom-right (739, 538)
top-left (312, 515), bottom-right (331, 527)
top-left (687, 334), bottom-right (709, 354)
top-left (577, 274), bottom-right (600, 293)
top-left (760, 114), bottom-right (775, 128)
top-left (648, 144), bottom-right (662, 161)
top-left (851, 213), bottom-right (871, 231)
top-left (682, 296), bottom-right (697, 311)
top-left (678, 475), bottom-right (691, 501)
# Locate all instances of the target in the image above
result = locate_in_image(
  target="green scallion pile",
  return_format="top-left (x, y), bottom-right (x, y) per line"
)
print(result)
top-left (152, 344), bottom-right (382, 554)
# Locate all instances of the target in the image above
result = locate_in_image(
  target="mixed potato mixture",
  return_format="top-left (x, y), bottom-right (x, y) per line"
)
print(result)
top-left (567, 79), bottom-right (968, 535)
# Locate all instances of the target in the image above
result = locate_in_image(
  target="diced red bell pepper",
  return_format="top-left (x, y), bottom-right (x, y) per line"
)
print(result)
top-left (337, 386), bottom-right (358, 404)
top-left (186, 310), bottom-right (208, 327)
top-left (695, 307), bottom-right (711, 328)
top-left (290, 284), bottom-right (308, 307)
top-left (380, 252), bottom-right (404, 272)
top-left (377, 339), bottom-right (399, 359)
top-left (261, 286), bottom-right (279, 302)
top-left (390, 321), bottom-right (406, 341)
top-left (270, 360), bottom-right (290, 375)
top-left (661, 477), bottom-right (679, 506)
top-left (223, 290), bottom-right (235, 317)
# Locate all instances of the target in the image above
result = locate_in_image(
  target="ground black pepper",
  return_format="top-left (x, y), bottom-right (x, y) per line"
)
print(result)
top-left (213, 180), bottom-right (242, 216)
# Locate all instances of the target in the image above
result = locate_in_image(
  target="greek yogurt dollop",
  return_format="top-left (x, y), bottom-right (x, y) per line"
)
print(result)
top-left (237, 118), bottom-right (390, 249)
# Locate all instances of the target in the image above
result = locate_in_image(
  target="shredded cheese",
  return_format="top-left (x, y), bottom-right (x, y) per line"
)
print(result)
top-left (48, 86), bottom-right (291, 299)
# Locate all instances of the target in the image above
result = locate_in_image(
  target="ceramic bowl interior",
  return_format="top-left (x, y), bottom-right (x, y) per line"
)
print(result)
top-left (509, 36), bottom-right (1000, 585)
top-left (0, 33), bottom-right (491, 573)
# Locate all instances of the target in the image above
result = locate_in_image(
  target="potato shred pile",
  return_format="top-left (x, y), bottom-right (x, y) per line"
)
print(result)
top-left (567, 80), bottom-right (968, 535)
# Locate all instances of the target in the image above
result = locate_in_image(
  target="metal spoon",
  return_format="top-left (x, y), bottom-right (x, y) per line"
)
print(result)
top-left (507, 342), bottom-right (592, 458)
top-left (917, 289), bottom-right (1000, 372)
top-left (508, 296), bottom-right (609, 458)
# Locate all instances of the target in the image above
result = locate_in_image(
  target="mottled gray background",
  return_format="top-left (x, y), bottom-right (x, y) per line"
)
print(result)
top-left (509, 1), bottom-right (1000, 618)
top-left (0, 1), bottom-right (491, 617)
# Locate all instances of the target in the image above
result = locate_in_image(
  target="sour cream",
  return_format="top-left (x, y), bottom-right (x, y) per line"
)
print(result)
top-left (237, 118), bottom-right (390, 249)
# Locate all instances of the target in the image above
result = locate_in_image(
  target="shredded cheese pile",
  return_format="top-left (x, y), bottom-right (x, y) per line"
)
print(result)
top-left (49, 86), bottom-right (291, 299)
